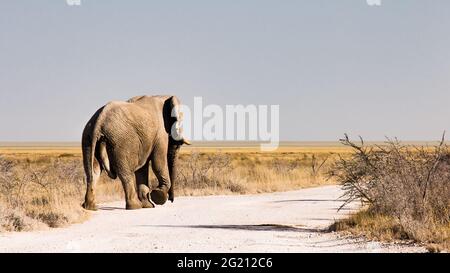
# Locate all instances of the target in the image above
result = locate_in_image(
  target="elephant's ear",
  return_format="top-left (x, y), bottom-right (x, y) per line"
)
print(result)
top-left (163, 96), bottom-right (191, 145)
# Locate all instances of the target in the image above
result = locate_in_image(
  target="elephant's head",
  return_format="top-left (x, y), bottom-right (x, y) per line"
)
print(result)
top-left (163, 96), bottom-right (191, 146)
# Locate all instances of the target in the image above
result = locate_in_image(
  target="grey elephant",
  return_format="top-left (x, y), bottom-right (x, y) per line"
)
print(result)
top-left (81, 95), bottom-right (190, 210)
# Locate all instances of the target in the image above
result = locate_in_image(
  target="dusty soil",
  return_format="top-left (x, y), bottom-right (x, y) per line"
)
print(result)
top-left (0, 185), bottom-right (425, 253)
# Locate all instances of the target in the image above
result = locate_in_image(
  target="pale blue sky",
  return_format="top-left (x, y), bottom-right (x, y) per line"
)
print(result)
top-left (0, 0), bottom-right (449, 141)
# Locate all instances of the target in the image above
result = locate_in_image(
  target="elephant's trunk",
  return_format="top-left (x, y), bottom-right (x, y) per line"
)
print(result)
top-left (167, 143), bottom-right (180, 202)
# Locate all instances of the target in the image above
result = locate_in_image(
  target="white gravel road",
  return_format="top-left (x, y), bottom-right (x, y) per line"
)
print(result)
top-left (0, 185), bottom-right (424, 253)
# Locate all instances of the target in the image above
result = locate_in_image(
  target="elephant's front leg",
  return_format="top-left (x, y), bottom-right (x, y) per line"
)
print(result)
top-left (150, 148), bottom-right (171, 205)
top-left (135, 163), bottom-right (154, 208)
top-left (118, 172), bottom-right (142, 210)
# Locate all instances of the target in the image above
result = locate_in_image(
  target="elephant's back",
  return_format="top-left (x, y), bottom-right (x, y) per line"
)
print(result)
top-left (99, 101), bottom-right (159, 144)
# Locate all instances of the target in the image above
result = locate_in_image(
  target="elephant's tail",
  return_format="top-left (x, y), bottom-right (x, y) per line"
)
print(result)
top-left (97, 138), bottom-right (116, 179)
top-left (82, 125), bottom-right (99, 187)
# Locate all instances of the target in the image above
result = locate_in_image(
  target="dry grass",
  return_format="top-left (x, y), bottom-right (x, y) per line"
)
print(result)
top-left (330, 209), bottom-right (410, 241)
top-left (330, 210), bottom-right (450, 252)
top-left (329, 135), bottom-right (450, 252)
top-left (0, 155), bottom-right (88, 232)
top-left (0, 147), bottom-right (337, 232)
top-left (175, 151), bottom-right (334, 196)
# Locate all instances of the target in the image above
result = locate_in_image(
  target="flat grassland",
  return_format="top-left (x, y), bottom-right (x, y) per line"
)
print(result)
top-left (1, 142), bottom-right (448, 252)
top-left (0, 143), bottom-right (345, 232)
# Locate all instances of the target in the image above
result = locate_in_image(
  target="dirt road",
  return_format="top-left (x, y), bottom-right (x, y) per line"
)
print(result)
top-left (0, 186), bottom-right (424, 252)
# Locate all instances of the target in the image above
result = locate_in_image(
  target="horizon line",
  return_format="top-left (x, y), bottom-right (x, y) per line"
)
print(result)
top-left (0, 140), bottom-right (447, 148)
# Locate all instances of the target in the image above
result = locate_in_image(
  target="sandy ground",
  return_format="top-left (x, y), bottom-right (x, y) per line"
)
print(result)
top-left (0, 185), bottom-right (424, 253)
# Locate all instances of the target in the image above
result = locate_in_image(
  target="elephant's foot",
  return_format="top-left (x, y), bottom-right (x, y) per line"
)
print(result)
top-left (141, 198), bottom-right (155, 208)
top-left (138, 184), bottom-right (154, 208)
top-left (150, 188), bottom-right (168, 205)
top-left (126, 199), bottom-right (143, 210)
top-left (82, 201), bottom-right (98, 211)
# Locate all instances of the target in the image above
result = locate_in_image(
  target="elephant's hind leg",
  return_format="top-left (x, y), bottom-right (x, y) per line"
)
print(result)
top-left (118, 172), bottom-right (143, 210)
top-left (82, 159), bottom-right (101, 211)
top-left (135, 163), bottom-right (154, 208)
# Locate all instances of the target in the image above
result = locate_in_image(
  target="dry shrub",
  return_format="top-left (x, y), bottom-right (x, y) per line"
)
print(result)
top-left (0, 206), bottom-right (46, 232)
top-left (330, 134), bottom-right (450, 249)
top-left (0, 156), bottom-right (88, 231)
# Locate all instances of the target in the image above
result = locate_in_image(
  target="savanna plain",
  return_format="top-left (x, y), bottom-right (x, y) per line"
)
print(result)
top-left (0, 141), bottom-right (448, 252)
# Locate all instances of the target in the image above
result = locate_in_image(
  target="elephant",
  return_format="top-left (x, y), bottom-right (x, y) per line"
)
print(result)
top-left (81, 95), bottom-right (190, 210)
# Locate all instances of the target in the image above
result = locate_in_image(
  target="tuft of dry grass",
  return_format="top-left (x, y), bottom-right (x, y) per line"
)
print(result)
top-left (330, 209), bottom-right (450, 252)
top-left (329, 135), bottom-right (450, 252)
top-left (329, 209), bottom-right (410, 241)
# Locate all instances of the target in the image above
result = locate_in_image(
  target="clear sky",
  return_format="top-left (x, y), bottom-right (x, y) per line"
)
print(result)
top-left (1, 0), bottom-right (449, 142)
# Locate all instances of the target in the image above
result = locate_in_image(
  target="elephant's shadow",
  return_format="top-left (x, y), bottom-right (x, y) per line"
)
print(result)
top-left (98, 206), bottom-right (126, 211)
